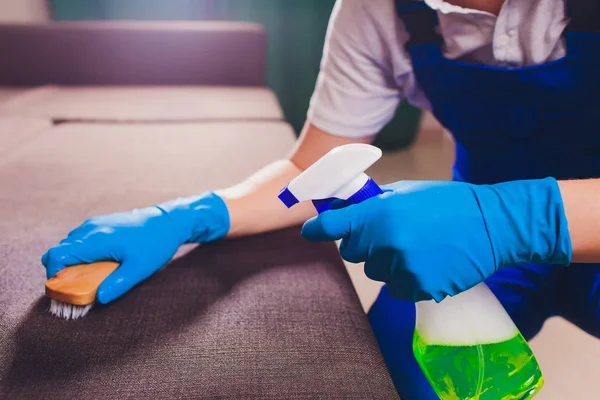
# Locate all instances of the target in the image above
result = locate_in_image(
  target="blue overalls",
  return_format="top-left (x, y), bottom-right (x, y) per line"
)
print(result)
top-left (367, 0), bottom-right (600, 398)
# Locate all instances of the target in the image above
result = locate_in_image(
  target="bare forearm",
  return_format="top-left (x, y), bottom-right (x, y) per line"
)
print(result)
top-left (559, 179), bottom-right (600, 263)
top-left (217, 159), bottom-right (315, 237)
top-left (216, 122), bottom-right (374, 238)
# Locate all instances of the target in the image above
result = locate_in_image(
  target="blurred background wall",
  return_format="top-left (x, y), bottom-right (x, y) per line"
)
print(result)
top-left (0, 0), bottom-right (49, 22)
top-left (46, 0), bottom-right (421, 149)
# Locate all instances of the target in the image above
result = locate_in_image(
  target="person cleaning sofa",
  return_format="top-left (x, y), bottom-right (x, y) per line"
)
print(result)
top-left (42, 0), bottom-right (600, 398)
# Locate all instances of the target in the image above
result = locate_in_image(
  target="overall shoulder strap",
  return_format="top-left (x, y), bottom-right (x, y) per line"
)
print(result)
top-left (395, 0), bottom-right (443, 49)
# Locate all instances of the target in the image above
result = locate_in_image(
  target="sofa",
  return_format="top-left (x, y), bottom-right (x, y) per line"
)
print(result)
top-left (0, 22), bottom-right (399, 399)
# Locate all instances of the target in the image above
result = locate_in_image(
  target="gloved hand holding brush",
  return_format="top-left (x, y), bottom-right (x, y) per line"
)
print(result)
top-left (42, 192), bottom-right (230, 305)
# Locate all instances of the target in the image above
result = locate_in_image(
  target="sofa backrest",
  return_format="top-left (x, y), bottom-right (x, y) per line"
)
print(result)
top-left (0, 21), bottom-right (267, 86)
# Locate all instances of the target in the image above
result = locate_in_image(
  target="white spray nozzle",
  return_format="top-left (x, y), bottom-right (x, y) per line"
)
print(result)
top-left (279, 143), bottom-right (383, 213)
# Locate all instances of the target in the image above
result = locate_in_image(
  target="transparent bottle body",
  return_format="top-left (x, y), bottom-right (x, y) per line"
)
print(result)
top-left (413, 283), bottom-right (544, 400)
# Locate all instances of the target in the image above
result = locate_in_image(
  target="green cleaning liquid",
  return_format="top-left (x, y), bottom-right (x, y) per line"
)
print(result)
top-left (413, 283), bottom-right (544, 400)
top-left (414, 331), bottom-right (544, 400)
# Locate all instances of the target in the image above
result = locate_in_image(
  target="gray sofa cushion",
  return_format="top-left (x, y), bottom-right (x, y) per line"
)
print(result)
top-left (0, 121), bottom-right (398, 399)
top-left (0, 88), bottom-right (30, 105)
top-left (0, 21), bottom-right (267, 86)
top-left (0, 115), bottom-right (51, 155)
top-left (0, 86), bottom-right (283, 122)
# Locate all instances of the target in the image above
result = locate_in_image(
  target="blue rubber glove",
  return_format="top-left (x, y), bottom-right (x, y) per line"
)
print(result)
top-left (301, 178), bottom-right (572, 302)
top-left (41, 192), bottom-right (229, 304)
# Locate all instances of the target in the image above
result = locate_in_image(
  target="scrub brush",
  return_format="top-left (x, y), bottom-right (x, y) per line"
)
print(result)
top-left (45, 261), bottom-right (120, 320)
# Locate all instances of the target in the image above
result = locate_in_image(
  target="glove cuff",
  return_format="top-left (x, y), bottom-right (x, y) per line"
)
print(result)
top-left (156, 192), bottom-right (231, 244)
top-left (475, 177), bottom-right (572, 269)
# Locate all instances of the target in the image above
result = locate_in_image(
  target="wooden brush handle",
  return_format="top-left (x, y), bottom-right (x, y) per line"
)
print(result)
top-left (45, 261), bottom-right (120, 306)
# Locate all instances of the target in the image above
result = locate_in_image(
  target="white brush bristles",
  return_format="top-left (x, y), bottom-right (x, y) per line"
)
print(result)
top-left (48, 299), bottom-right (94, 320)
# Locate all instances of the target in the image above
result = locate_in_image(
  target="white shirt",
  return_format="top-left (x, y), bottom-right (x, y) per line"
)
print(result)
top-left (307, 0), bottom-right (569, 138)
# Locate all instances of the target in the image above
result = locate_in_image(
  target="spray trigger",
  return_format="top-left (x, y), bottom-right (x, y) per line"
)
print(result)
top-left (278, 144), bottom-right (384, 213)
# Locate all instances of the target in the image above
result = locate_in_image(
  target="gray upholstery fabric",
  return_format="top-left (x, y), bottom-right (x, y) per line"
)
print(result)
top-left (0, 88), bottom-right (30, 106)
top-left (0, 115), bottom-right (51, 155)
top-left (0, 122), bottom-right (399, 399)
top-left (0, 86), bottom-right (283, 122)
top-left (0, 21), bottom-right (267, 86)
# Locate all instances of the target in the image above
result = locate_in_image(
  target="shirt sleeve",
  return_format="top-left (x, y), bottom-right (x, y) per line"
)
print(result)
top-left (307, 0), bottom-right (409, 138)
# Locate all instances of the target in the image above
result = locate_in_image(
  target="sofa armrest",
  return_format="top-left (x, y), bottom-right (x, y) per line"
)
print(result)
top-left (0, 21), bottom-right (267, 86)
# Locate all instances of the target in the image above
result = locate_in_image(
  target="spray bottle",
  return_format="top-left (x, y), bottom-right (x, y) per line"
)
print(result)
top-left (278, 143), bottom-right (544, 400)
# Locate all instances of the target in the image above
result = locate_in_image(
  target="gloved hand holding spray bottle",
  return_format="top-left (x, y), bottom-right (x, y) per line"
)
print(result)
top-left (278, 143), bottom-right (545, 399)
